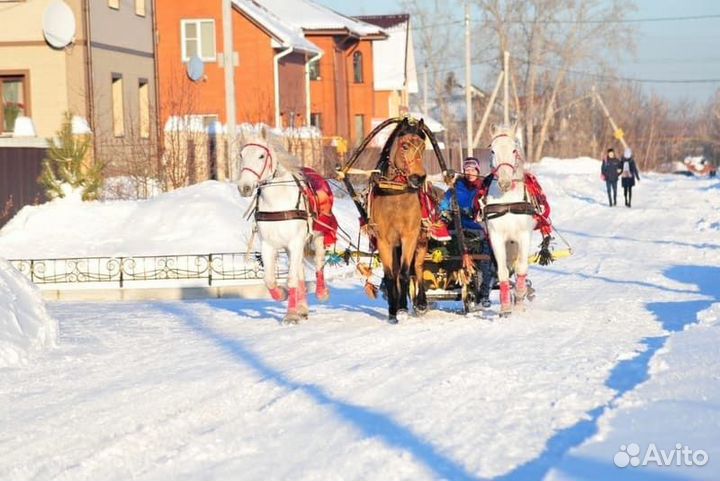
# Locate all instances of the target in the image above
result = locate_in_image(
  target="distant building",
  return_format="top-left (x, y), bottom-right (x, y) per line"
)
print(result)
top-left (154, 0), bottom-right (321, 131)
top-left (355, 14), bottom-right (418, 120)
top-left (258, 0), bottom-right (387, 147)
top-left (0, 0), bottom-right (157, 174)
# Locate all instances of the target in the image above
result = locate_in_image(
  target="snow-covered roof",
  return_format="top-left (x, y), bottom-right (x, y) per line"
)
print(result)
top-left (233, 0), bottom-right (321, 54)
top-left (257, 0), bottom-right (386, 38)
top-left (356, 15), bottom-right (418, 93)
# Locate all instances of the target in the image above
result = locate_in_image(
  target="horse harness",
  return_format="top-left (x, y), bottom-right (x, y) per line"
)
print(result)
top-left (253, 175), bottom-right (311, 223)
top-left (478, 162), bottom-right (537, 222)
top-left (240, 143), bottom-right (312, 225)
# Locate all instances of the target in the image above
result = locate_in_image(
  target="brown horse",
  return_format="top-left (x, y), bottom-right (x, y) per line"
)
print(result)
top-left (369, 118), bottom-right (428, 323)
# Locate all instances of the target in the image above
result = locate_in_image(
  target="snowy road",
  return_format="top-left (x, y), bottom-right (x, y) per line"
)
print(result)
top-left (1, 162), bottom-right (719, 480)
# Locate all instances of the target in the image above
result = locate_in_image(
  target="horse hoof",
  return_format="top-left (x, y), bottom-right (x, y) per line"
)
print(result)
top-left (315, 288), bottom-right (330, 303)
top-left (498, 311), bottom-right (512, 318)
top-left (387, 315), bottom-right (399, 324)
top-left (298, 305), bottom-right (309, 319)
top-left (414, 304), bottom-right (428, 316)
top-left (396, 310), bottom-right (409, 323)
top-left (283, 312), bottom-right (301, 324)
top-left (269, 286), bottom-right (288, 302)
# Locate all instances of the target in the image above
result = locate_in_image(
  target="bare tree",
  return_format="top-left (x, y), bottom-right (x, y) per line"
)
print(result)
top-left (476, 0), bottom-right (636, 161)
top-left (402, 0), bottom-right (465, 148)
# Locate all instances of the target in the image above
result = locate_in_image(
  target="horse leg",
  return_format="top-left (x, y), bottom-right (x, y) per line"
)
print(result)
top-left (513, 231), bottom-right (532, 309)
top-left (313, 234), bottom-right (330, 302)
top-left (397, 234), bottom-right (419, 321)
top-left (490, 231), bottom-right (512, 315)
top-left (262, 242), bottom-right (287, 301)
top-left (413, 234), bottom-right (428, 315)
top-left (377, 240), bottom-right (399, 323)
top-left (283, 237), bottom-right (305, 324)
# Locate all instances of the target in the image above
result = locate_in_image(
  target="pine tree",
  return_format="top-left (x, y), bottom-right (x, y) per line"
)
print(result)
top-left (39, 112), bottom-right (104, 200)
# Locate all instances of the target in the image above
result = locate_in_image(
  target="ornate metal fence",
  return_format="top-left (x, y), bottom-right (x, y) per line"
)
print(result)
top-left (9, 252), bottom-right (287, 287)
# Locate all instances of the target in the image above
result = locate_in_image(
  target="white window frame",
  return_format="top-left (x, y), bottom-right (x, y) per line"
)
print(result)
top-left (180, 19), bottom-right (217, 62)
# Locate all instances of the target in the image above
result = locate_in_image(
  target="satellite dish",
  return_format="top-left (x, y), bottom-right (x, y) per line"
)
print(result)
top-left (187, 56), bottom-right (205, 82)
top-left (42, 0), bottom-right (76, 49)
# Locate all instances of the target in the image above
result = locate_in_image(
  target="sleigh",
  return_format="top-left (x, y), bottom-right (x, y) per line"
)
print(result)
top-left (336, 116), bottom-right (497, 317)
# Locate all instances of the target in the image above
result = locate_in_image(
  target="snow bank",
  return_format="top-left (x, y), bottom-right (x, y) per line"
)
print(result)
top-left (0, 181), bottom-right (253, 258)
top-left (0, 179), bottom-right (363, 259)
top-left (536, 156), bottom-right (601, 175)
top-left (0, 259), bottom-right (56, 367)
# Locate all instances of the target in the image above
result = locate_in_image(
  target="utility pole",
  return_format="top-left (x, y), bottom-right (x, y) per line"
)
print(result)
top-left (222, 0), bottom-right (237, 177)
top-left (472, 70), bottom-right (503, 150)
top-left (423, 63), bottom-right (428, 117)
top-left (503, 50), bottom-right (510, 125)
top-left (464, 1), bottom-right (473, 158)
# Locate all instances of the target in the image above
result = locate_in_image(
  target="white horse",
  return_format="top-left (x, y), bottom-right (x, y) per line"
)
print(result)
top-left (235, 129), bottom-right (329, 324)
top-left (482, 125), bottom-right (536, 316)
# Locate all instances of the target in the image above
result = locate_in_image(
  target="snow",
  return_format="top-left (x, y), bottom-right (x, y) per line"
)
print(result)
top-left (0, 258), bottom-right (56, 367)
top-left (0, 181), bottom-right (253, 258)
top-left (0, 156), bottom-right (719, 480)
top-left (232, 0), bottom-right (321, 55)
top-left (258, 0), bottom-right (385, 37)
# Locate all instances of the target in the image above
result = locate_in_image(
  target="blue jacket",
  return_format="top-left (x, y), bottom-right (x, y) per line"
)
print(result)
top-left (440, 178), bottom-right (483, 230)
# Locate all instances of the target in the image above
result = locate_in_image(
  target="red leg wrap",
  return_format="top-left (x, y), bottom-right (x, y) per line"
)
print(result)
top-left (316, 271), bottom-right (330, 301)
top-left (499, 281), bottom-right (512, 308)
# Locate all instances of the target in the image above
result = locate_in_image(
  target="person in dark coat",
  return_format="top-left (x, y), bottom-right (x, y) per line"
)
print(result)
top-left (620, 147), bottom-right (641, 207)
top-left (601, 148), bottom-right (621, 206)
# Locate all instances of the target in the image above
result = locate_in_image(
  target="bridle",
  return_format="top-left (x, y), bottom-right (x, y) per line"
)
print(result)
top-left (240, 143), bottom-right (275, 181)
top-left (489, 133), bottom-right (522, 179)
top-left (389, 134), bottom-right (425, 179)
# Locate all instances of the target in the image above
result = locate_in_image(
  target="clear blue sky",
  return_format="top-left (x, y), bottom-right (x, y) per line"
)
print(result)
top-left (315, 0), bottom-right (720, 105)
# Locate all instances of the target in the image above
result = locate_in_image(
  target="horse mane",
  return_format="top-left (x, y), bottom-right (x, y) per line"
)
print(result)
top-left (242, 132), bottom-right (301, 174)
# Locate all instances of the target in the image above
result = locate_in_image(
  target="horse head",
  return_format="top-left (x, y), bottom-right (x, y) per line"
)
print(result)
top-left (390, 118), bottom-right (427, 189)
top-left (490, 123), bottom-right (523, 193)
top-left (237, 127), bottom-right (278, 197)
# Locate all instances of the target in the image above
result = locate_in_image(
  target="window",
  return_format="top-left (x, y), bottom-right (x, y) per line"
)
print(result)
top-left (138, 79), bottom-right (149, 139)
top-left (135, 0), bottom-right (145, 16)
top-left (112, 74), bottom-right (124, 137)
top-left (181, 19), bottom-right (216, 62)
top-left (0, 74), bottom-right (28, 133)
top-left (353, 51), bottom-right (363, 83)
top-left (308, 59), bottom-right (320, 80)
top-left (310, 112), bottom-right (322, 130)
top-left (108, 0), bottom-right (119, 10)
top-left (354, 114), bottom-right (364, 143)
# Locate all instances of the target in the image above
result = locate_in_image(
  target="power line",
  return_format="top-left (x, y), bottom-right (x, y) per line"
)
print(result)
top-left (516, 58), bottom-right (720, 84)
top-left (504, 13), bottom-right (720, 24)
top-left (412, 12), bottom-right (720, 30)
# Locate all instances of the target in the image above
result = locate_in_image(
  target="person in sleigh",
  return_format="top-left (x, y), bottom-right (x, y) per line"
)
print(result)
top-left (439, 157), bottom-right (497, 308)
